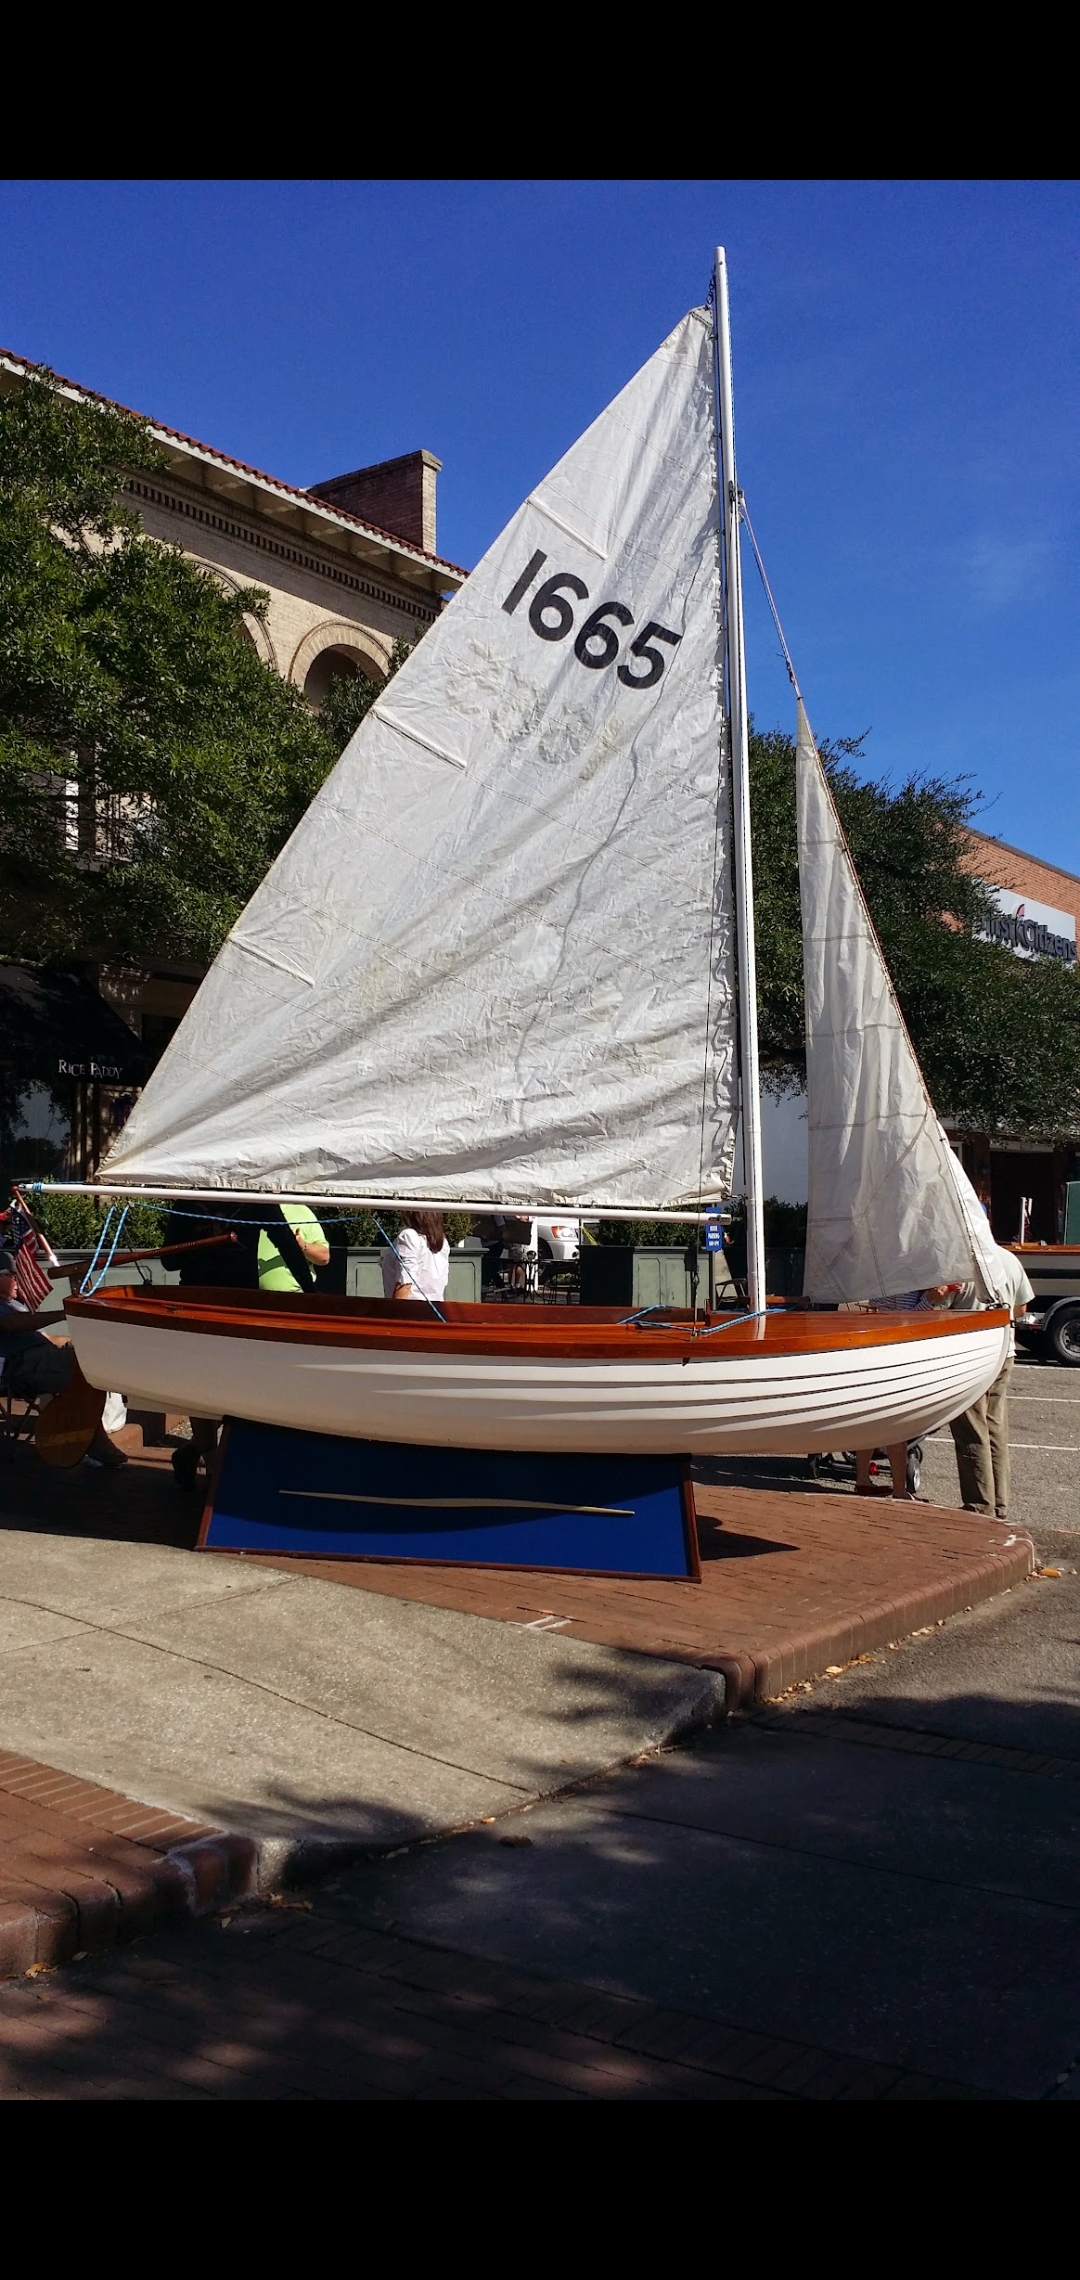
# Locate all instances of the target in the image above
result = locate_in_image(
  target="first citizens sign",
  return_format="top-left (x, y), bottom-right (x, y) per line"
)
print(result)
top-left (979, 887), bottom-right (1076, 966)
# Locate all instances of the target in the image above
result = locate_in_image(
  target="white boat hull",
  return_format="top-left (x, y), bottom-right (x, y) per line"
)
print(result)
top-left (68, 1303), bottom-right (1010, 1458)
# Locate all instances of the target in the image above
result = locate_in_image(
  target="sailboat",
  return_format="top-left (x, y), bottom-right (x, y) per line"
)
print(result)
top-left (59, 252), bottom-right (1009, 1459)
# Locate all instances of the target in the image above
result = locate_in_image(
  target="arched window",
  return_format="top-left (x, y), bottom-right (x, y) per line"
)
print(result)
top-left (304, 645), bottom-right (369, 710)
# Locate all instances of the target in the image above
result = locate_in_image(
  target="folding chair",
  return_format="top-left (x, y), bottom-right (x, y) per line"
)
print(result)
top-left (1, 1381), bottom-right (41, 1460)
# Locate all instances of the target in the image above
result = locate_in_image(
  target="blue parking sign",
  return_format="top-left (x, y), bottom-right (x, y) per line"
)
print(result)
top-left (704, 1213), bottom-right (723, 1252)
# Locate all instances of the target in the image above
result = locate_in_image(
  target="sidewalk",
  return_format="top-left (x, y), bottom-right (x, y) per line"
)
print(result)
top-left (0, 1423), bottom-right (1032, 1977)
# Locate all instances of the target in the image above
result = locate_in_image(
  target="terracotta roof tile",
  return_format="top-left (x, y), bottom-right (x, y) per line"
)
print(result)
top-left (0, 346), bottom-right (467, 580)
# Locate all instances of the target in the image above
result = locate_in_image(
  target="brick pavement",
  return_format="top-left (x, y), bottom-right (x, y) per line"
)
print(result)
top-left (0, 1895), bottom-right (985, 2100)
top-left (0, 1750), bottom-right (258, 1980)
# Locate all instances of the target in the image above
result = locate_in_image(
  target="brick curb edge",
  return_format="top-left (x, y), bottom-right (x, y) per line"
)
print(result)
top-left (700, 1531), bottom-right (1035, 1711)
top-left (0, 1669), bottom-right (729, 1981)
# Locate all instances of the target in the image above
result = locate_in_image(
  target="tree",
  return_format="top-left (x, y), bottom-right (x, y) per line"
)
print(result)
top-left (750, 723), bottom-right (1080, 1137)
top-left (0, 368), bottom-right (348, 966)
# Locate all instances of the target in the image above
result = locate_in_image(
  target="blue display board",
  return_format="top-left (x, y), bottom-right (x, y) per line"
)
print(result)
top-left (199, 1423), bottom-right (700, 1580)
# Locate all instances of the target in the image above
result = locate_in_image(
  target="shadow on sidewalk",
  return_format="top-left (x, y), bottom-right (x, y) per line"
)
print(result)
top-left (0, 1436), bottom-right (201, 1551)
top-left (4, 1668), bottom-right (1080, 2101)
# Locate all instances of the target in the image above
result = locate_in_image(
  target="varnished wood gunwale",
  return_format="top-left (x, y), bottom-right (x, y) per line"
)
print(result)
top-left (65, 1284), bottom-right (1008, 1364)
top-left (1011, 1244), bottom-right (1080, 1256)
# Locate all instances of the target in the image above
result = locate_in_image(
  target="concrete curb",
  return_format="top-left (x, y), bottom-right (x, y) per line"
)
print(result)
top-left (0, 1670), bottom-right (727, 1978)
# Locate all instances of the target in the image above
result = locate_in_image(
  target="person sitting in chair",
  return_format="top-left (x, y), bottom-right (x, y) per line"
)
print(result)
top-left (0, 1250), bottom-right (126, 1467)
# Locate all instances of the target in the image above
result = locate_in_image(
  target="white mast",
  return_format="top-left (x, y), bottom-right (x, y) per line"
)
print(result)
top-left (714, 247), bottom-right (766, 1314)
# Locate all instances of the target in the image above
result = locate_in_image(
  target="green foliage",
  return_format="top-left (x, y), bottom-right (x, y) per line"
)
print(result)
top-left (750, 724), bottom-right (1080, 1137)
top-left (29, 1187), bottom-right (165, 1252)
top-left (322, 1208), bottom-right (472, 1249)
top-left (594, 1219), bottom-right (699, 1248)
top-left (763, 1196), bottom-right (807, 1246)
top-left (592, 1201), bottom-right (805, 1250)
top-left (0, 369), bottom-right (357, 967)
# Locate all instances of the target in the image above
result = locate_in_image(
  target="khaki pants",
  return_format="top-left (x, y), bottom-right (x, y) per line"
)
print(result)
top-left (950, 1357), bottom-right (1012, 1518)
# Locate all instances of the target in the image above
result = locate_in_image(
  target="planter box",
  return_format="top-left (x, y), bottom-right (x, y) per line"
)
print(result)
top-left (579, 1247), bottom-right (734, 1310)
top-left (579, 1244), bottom-right (805, 1308)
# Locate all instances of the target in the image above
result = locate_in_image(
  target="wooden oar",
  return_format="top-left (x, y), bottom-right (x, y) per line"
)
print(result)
top-left (53, 1233), bottom-right (239, 1275)
top-left (34, 1358), bottom-right (106, 1469)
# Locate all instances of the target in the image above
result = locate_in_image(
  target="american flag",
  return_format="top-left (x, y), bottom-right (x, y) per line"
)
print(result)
top-left (6, 1201), bottom-right (52, 1312)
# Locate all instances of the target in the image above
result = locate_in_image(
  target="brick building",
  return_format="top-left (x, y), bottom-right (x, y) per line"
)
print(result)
top-left (949, 829), bottom-right (1080, 1242)
top-left (0, 350), bottom-right (465, 1189)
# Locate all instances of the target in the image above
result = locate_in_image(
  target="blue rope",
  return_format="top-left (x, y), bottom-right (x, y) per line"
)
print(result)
top-left (622, 1302), bottom-right (773, 1335)
top-left (696, 1306), bottom-right (775, 1336)
top-left (375, 1218), bottom-right (445, 1323)
top-left (80, 1205), bottom-right (130, 1296)
top-left (79, 1205), bottom-right (116, 1294)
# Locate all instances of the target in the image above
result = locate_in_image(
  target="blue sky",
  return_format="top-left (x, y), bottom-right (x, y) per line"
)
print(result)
top-left (2, 179), bottom-right (1077, 870)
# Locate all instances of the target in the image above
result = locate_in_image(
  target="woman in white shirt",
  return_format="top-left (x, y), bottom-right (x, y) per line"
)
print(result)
top-left (381, 1212), bottom-right (451, 1305)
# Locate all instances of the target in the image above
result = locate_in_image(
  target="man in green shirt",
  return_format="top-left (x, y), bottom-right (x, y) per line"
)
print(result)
top-left (257, 1203), bottom-right (330, 1293)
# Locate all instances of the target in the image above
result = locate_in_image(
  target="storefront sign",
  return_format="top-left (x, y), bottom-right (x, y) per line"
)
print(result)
top-left (978, 888), bottom-right (1076, 964)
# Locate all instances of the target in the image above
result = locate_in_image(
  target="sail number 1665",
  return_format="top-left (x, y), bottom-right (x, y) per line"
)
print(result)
top-left (501, 550), bottom-right (682, 689)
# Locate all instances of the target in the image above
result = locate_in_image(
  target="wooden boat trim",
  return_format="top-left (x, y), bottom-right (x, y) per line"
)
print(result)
top-left (1011, 1245), bottom-right (1080, 1257)
top-left (66, 1285), bottom-right (1009, 1365)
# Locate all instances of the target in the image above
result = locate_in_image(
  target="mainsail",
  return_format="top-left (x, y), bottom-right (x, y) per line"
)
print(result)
top-left (797, 702), bottom-right (995, 1302)
top-left (104, 309), bottom-right (737, 1211)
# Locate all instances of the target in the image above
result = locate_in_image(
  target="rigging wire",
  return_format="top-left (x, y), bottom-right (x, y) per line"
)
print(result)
top-left (739, 496), bottom-right (804, 703)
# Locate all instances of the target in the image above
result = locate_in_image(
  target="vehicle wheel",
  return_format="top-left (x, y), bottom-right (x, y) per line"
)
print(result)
top-left (905, 1446), bottom-right (922, 1496)
top-left (537, 1240), bottom-right (553, 1262)
top-left (1047, 1306), bottom-right (1080, 1365)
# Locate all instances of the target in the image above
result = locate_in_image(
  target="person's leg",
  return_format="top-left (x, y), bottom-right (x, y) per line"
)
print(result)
top-left (854, 1451), bottom-right (879, 1493)
top-left (86, 1424), bottom-right (127, 1467)
top-left (172, 1415), bottom-right (220, 1489)
top-left (886, 1442), bottom-right (913, 1499)
top-left (9, 1344), bottom-right (126, 1467)
top-left (985, 1357), bottom-right (1013, 1518)
top-left (949, 1394), bottom-right (993, 1513)
top-left (5, 1342), bottom-right (75, 1401)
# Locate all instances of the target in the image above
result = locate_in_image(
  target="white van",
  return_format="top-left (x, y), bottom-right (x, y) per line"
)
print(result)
top-left (533, 1216), bottom-right (585, 1263)
top-left (462, 1214), bottom-right (587, 1270)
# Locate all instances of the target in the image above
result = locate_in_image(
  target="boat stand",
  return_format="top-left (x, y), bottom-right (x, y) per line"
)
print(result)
top-left (198, 1421), bottom-right (701, 1581)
